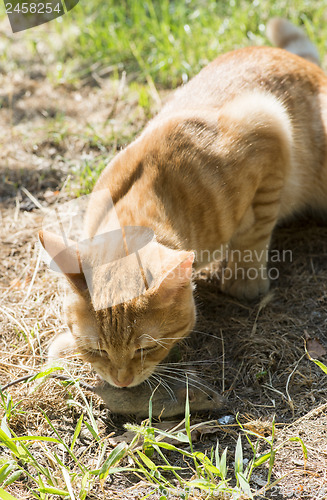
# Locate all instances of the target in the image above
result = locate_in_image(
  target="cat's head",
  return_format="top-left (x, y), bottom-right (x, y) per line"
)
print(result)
top-left (40, 229), bottom-right (196, 387)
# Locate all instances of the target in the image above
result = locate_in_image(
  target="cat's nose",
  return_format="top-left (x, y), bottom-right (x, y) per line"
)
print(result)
top-left (112, 373), bottom-right (134, 387)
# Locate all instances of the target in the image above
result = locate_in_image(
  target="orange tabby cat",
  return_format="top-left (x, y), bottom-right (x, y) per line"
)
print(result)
top-left (40, 19), bottom-right (327, 388)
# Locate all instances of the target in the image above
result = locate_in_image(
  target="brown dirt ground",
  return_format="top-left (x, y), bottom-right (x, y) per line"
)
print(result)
top-left (1, 19), bottom-right (327, 500)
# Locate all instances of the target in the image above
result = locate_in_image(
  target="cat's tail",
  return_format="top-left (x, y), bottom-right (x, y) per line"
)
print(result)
top-left (266, 17), bottom-right (320, 66)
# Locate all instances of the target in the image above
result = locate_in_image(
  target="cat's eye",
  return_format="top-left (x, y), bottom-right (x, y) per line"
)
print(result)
top-left (135, 345), bottom-right (157, 354)
top-left (88, 348), bottom-right (107, 357)
top-left (98, 349), bottom-right (108, 357)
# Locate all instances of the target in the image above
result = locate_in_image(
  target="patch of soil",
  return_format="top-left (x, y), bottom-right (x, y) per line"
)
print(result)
top-left (270, 403), bottom-right (327, 498)
top-left (0, 67), bottom-right (158, 200)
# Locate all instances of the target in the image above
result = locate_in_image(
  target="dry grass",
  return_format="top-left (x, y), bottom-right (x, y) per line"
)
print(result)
top-left (1, 161), bottom-right (327, 498)
top-left (1, 15), bottom-right (327, 500)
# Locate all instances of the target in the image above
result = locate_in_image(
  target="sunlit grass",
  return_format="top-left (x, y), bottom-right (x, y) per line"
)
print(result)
top-left (0, 370), bottom-right (288, 499)
top-left (52, 0), bottom-right (327, 87)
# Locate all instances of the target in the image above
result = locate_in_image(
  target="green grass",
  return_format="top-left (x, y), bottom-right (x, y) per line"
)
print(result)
top-left (43, 0), bottom-right (327, 194)
top-left (4, 0), bottom-right (325, 85)
top-left (50, 0), bottom-right (327, 87)
top-left (0, 370), bottom-right (285, 499)
top-left (0, 369), bottom-right (312, 499)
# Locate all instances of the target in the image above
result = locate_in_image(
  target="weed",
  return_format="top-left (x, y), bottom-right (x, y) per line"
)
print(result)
top-left (51, 0), bottom-right (327, 86)
top-left (0, 371), bottom-right (289, 499)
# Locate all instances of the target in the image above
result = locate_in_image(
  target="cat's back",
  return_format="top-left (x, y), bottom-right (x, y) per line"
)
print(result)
top-left (162, 46), bottom-right (327, 113)
top-left (155, 46), bottom-right (327, 215)
top-left (90, 45), bottom-right (327, 236)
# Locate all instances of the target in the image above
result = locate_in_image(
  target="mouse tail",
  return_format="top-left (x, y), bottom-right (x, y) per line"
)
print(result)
top-left (266, 17), bottom-right (320, 66)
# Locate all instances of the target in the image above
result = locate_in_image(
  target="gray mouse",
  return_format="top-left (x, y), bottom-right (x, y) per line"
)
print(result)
top-left (2, 373), bottom-right (225, 418)
top-left (82, 374), bottom-right (225, 418)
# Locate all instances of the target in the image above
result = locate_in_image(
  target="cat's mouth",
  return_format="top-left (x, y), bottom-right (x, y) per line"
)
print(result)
top-left (100, 369), bottom-right (153, 388)
top-left (110, 374), bottom-right (135, 388)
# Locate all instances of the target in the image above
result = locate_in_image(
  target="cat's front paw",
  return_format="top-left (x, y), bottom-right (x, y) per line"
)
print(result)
top-left (221, 270), bottom-right (270, 301)
top-left (48, 331), bottom-right (76, 361)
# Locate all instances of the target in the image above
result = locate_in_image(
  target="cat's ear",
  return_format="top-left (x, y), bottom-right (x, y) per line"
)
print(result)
top-left (155, 251), bottom-right (194, 303)
top-left (39, 230), bottom-right (88, 292)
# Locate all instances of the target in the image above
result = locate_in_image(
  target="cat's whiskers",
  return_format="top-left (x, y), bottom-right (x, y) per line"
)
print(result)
top-left (145, 377), bottom-right (155, 393)
top-left (150, 373), bottom-right (176, 401)
top-left (141, 334), bottom-right (170, 350)
top-left (155, 368), bottom-right (215, 399)
top-left (191, 329), bottom-right (223, 341)
top-left (157, 373), bottom-right (210, 396)
top-left (161, 359), bottom-right (215, 366)
top-left (97, 341), bottom-right (105, 356)
top-left (152, 372), bottom-right (177, 401)
top-left (158, 365), bottom-right (201, 376)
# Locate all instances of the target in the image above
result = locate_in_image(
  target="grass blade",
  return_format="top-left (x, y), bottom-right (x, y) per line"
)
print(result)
top-left (309, 358), bottom-right (327, 374)
top-left (37, 486), bottom-right (69, 496)
top-left (70, 413), bottom-right (84, 452)
top-left (2, 471), bottom-right (23, 488)
top-left (289, 437), bottom-right (308, 461)
top-left (237, 472), bottom-right (253, 499)
top-left (253, 452), bottom-right (271, 467)
top-left (0, 488), bottom-right (20, 500)
top-left (0, 464), bottom-right (16, 485)
top-left (136, 451), bottom-right (157, 471)
top-left (184, 378), bottom-right (193, 453)
top-left (99, 442), bottom-right (128, 483)
top-left (234, 434), bottom-right (243, 479)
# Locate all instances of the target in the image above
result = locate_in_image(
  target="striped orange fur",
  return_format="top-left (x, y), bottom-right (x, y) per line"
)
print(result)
top-left (41, 20), bottom-right (327, 388)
